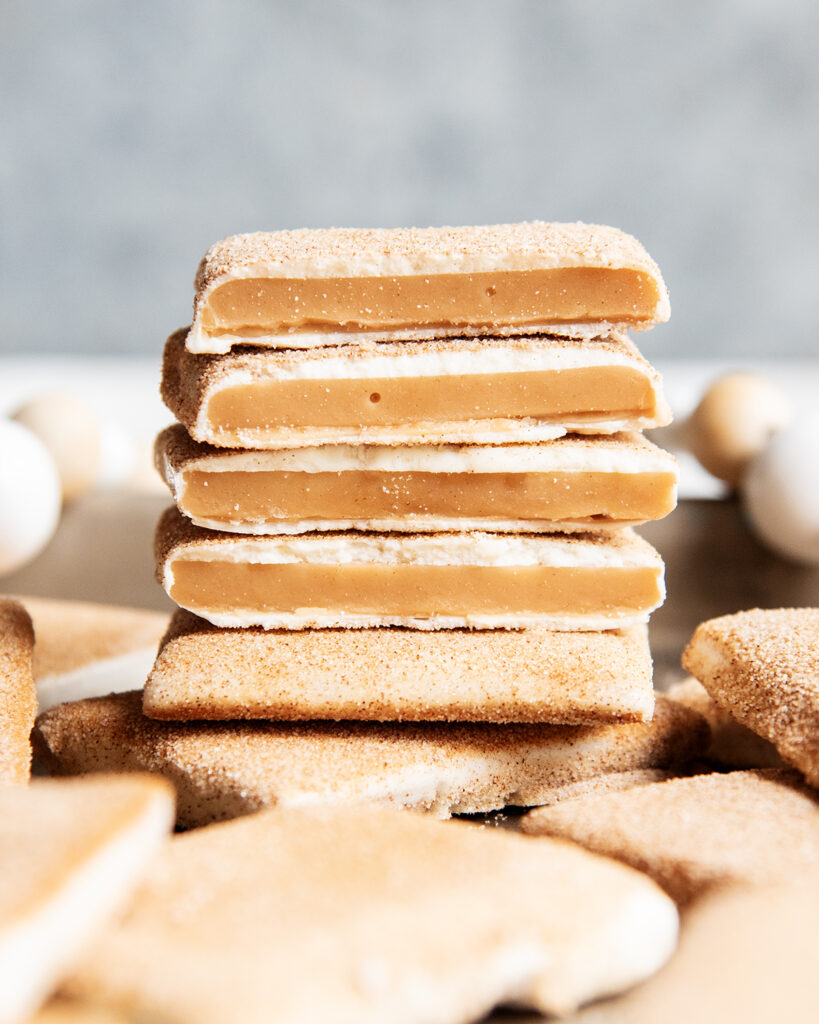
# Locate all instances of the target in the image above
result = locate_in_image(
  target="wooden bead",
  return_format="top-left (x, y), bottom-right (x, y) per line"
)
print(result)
top-left (687, 373), bottom-right (791, 487)
top-left (13, 394), bottom-right (101, 502)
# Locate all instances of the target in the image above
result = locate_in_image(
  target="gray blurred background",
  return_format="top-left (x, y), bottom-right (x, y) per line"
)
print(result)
top-left (2, 0), bottom-right (818, 357)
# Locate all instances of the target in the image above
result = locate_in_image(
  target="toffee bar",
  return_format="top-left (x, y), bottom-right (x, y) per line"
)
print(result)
top-left (162, 330), bottom-right (671, 449)
top-left (35, 691), bottom-right (706, 824)
top-left (155, 508), bottom-right (665, 631)
top-left (188, 222), bottom-right (669, 352)
top-left (156, 425), bottom-right (678, 534)
top-left (142, 609), bottom-right (656, 724)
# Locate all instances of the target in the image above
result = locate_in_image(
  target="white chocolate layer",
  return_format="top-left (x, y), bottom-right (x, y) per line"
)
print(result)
top-left (165, 529), bottom-right (663, 569)
top-left (163, 434), bottom-right (677, 476)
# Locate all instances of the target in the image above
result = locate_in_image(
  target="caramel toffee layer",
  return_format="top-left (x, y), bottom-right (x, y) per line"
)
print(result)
top-left (188, 222), bottom-right (669, 352)
top-left (142, 609), bottom-right (656, 724)
top-left (208, 365), bottom-right (653, 428)
top-left (156, 426), bottom-right (678, 533)
top-left (162, 331), bottom-right (671, 448)
top-left (199, 268), bottom-right (658, 340)
top-left (155, 509), bottom-right (664, 630)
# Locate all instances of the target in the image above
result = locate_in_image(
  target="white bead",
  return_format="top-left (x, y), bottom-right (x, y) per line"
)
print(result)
top-left (96, 421), bottom-right (137, 489)
top-left (12, 393), bottom-right (100, 502)
top-left (0, 419), bottom-right (62, 575)
top-left (743, 415), bottom-right (819, 565)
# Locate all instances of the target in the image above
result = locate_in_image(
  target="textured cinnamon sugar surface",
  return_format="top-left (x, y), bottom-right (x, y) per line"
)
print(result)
top-left (682, 608), bottom-right (819, 786)
top-left (143, 610), bottom-right (655, 723)
top-left (34, 691), bottom-right (706, 828)
top-left (18, 596), bottom-right (169, 679)
top-left (666, 676), bottom-right (783, 769)
top-left (64, 804), bottom-right (679, 1021)
top-left (0, 775), bottom-right (174, 1024)
top-left (527, 768), bottom-right (685, 807)
top-left (0, 598), bottom-right (36, 784)
top-left (0, 775), bottom-right (172, 925)
top-left (188, 223), bottom-right (669, 353)
top-left (521, 769), bottom-right (819, 906)
top-left (195, 223), bottom-right (667, 291)
top-left (161, 328), bottom-right (671, 448)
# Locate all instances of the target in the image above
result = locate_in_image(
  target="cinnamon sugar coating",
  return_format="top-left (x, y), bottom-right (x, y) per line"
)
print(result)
top-left (0, 774), bottom-right (174, 1024)
top-left (0, 775), bottom-right (173, 924)
top-left (34, 691), bottom-right (706, 828)
top-left (142, 610), bottom-right (655, 724)
top-left (525, 768), bottom-right (687, 807)
top-left (10, 596), bottom-right (169, 715)
top-left (64, 804), bottom-right (679, 1020)
top-left (666, 677), bottom-right (783, 770)
top-left (194, 222), bottom-right (667, 293)
top-left (682, 608), bottom-right (819, 786)
top-left (521, 769), bottom-right (819, 906)
top-left (0, 598), bottom-right (37, 784)
top-left (18, 596), bottom-right (169, 679)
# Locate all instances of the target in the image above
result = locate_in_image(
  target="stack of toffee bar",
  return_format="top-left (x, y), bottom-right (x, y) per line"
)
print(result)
top-left (149, 223), bottom-right (676, 733)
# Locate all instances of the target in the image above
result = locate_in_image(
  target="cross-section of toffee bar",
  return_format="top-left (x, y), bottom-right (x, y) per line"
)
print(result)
top-left (156, 424), bottom-right (678, 535)
top-left (187, 222), bottom-right (670, 353)
top-left (161, 330), bottom-right (671, 449)
top-left (154, 507), bottom-right (665, 632)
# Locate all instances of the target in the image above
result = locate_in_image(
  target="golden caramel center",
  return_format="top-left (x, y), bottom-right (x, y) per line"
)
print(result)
top-left (181, 469), bottom-right (677, 526)
top-left (200, 268), bottom-right (660, 336)
top-left (169, 562), bottom-right (661, 618)
top-left (207, 366), bottom-right (655, 432)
